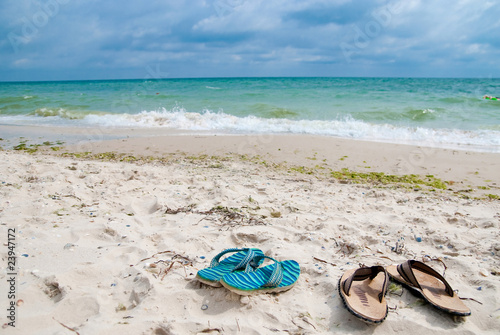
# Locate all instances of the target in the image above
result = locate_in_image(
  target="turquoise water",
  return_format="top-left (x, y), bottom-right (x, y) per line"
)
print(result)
top-left (1, 77), bottom-right (499, 151)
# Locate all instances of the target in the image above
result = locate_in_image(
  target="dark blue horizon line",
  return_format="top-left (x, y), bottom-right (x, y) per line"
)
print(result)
top-left (1, 75), bottom-right (499, 84)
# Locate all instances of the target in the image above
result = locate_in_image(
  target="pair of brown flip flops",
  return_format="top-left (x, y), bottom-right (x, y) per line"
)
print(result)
top-left (339, 260), bottom-right (471, 324)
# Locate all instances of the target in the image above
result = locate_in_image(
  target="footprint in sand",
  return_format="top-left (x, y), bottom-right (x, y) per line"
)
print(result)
top-left (53, 295), bottom-right (100, 327)
top-left (130, 195), bottom-right (160, 215)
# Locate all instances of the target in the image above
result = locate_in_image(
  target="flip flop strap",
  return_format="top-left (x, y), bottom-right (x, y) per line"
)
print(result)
top-left (210, 248), bottom-right (255, 271)
top-left (342, 266), bottom-right (388, 303)
top-left (246, 255), bottom-right (284, 287)
top-left (397, 260), bottom-right (454, 297)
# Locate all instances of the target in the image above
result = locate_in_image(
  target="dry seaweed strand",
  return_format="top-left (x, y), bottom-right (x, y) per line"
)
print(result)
top-left (336, 244), bottom-right (355, 257)
top-left (161, 261), bottom-right (177, 280)
top-left (200, 328), bottom-right (222, 333)
top-left (291, 319), bottom-right (303, 330)
top-left (165, 205), bottom-right (267, 228)
top-left (204, 206), bottom-right (266, 230)
top-left (313, 257), bottom-right (336, 267)
top-left (421, 255), bottom-right (447, 276)
top-left (165, 205), bottom-right (196, 214)
top-left (265, 327), bottom-right (284, 332)
top-left (137, 250), bottom-right (175, 264)
top-left (200, 320), bottom-right (223, 333)
top-left (137, 250), bottom-right (193, 280)
top-left (460, 297), bottom-right (483, 305)
top-left (388, 305), bottom-right (399, 315)
top-left (302, 318), bottom-right (317, 330)
top-left (137, 250), bottom-right (191, 265)
top-left (53, 317), bottom-right (80, 335)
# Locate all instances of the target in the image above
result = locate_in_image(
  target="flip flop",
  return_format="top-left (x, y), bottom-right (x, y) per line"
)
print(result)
top-left (387, 260), bottom-right (471, 316)
top-left (196, 248), bottom-right (265, 287)
top-left (338, 266), bottom-right (389, 324)
top-left (220, 256), bottom-right (300, 295)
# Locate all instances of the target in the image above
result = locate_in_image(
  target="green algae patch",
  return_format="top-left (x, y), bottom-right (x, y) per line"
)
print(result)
top-left (62, 151), bottom-right (144, 164)
top-left (14, 142), bottom-right (39, 153)
top-left (12, 140), bottom-right (66, 154)
top-left (23, 148), bottom-right (492, 200)
top-left (289, 166), bottom-right (315, 175)
top-left (329, 168), bottom-right (448, 190)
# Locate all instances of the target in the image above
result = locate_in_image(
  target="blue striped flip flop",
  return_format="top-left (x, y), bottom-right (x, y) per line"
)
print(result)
top-left (196, 248), bottom-right (265, 287)
top-left (220, 256), bottom-right (300, 295)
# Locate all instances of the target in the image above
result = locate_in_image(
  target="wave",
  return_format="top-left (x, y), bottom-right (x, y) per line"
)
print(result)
top-left (1, 108), bottom-right (499, 152)
top-left (88, 108), bottom-right (500, 151)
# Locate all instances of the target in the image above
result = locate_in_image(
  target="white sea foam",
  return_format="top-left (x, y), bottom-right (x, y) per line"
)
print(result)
top-left (82, 108), bottom-right (499, 152)
top-left (1, 108), bottom-right (499, 152)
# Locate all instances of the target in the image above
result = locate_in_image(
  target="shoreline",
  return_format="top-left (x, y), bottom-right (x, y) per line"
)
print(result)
top-left (1, 123), bottom-right (499, 153)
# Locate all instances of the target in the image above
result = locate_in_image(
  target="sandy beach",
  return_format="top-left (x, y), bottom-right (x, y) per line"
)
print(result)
top-left (1, 133), bottom-right (499, 334)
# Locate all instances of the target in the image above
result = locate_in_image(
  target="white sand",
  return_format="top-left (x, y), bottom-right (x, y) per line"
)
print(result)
top-left (0, 135), bottom-right (499, 334)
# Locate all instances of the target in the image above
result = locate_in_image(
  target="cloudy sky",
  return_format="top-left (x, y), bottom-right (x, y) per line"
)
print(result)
top-left (1, 0), bottom-right (499, 81)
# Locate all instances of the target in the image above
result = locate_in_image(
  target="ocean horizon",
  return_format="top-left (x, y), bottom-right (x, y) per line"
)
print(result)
top-left (1, 77), bottom-right (499, 152)
top-left (2, 76), bottom-right (500, 84)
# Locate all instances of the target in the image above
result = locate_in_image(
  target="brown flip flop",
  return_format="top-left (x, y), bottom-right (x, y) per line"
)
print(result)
top-left (338, 266), bottom-right (389, 324)
top-left (387, 260), bottom-right (471, 316)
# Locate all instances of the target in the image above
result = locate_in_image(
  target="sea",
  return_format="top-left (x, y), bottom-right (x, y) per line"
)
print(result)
top-left (1, 77), bottom-right (499, 152)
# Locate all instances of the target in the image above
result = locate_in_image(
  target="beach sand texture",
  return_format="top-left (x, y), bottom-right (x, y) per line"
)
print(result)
top-left (1, 135), bottom-right (499, 334)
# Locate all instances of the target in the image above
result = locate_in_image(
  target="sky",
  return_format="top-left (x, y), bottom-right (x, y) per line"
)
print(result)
top-left (1, 0), bottom-right (499, 81)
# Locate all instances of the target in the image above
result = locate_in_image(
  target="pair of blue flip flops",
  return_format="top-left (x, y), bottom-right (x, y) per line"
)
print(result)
top-left (196, 248), bottom-right (300, 295)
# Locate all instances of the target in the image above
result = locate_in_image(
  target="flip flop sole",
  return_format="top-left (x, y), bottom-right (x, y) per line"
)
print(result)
top-left (221, 281), bottom-right (297, 296)
top-left (195, 275), bottom-right (223, 287)
top-left (387, 264), bottom-right (471, 316)
top-left (220, 259), bottom-right (300, 295)
top-left (338, 277), bottom-right (388, 324)
top-left (338, 268), bottom-right (388, 324)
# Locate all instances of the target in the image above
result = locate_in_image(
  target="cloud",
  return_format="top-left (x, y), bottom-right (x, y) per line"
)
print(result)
top-left (0, 0), bottom-right (499, 81)
top-left (284, 0), bottom-right (378, 26)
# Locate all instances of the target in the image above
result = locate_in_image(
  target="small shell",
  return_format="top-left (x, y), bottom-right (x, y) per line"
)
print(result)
top-left (16, 299), bottom-right (24, 306)
top-left (479, 269), bottom-right (489, 277)
top-left (201, 304), bottom-right (208, 310)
